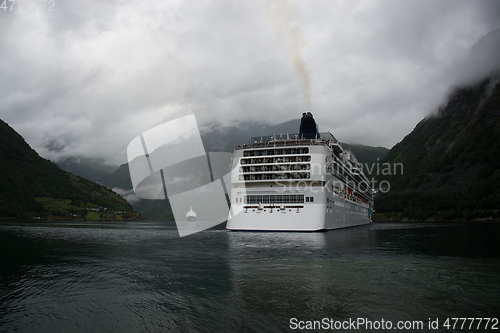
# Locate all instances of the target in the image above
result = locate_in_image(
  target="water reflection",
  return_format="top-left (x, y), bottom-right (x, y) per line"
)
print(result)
top-left (225, 228), bottom-right (372, 325)
top-left (226, 224), bottom-right (378, 254)
top-left (228, 231), bottom-right (327, 251)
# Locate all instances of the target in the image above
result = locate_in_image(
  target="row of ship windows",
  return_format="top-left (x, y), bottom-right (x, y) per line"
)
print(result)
top-left (243, 148), bottom-right (309, 157)
top-left (241, 156), bottom-right (311, 165)
top-left (238, 194), bottom-right (366, 208)
top-left (244, 194), bottom-right (304, 204)
top-left (239, 173), bottom-right (311, 181)
top-left (240, 164), bottom-right (310, 173)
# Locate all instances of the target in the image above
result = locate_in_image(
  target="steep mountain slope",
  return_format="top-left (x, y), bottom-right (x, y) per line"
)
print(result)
top-left (0, 119), bottom-right (142, 220)
top-left (375, 76), bottom-right (500, 220)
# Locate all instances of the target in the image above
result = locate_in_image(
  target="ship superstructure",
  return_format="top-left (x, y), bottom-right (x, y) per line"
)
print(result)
top-left (226, 112), bottom-right (373, 231)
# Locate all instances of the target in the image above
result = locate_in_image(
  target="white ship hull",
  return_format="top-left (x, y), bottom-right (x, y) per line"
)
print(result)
top-left (227, 179), bottom-right (371, 231)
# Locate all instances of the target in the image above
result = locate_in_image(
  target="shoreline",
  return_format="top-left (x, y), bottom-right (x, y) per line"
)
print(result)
top-left (372, 217), bottom-right (499, 223)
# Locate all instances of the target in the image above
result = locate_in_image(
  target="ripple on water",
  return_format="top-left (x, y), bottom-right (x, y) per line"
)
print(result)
top-left (0, 221), bottom-right (499, 332)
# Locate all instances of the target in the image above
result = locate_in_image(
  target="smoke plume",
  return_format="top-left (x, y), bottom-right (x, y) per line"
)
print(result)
top-left (262, 0), bottom-right (311, 110)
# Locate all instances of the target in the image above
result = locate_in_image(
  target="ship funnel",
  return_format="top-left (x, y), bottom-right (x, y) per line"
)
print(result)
top-left (299, 112), bottom-right (319, 139)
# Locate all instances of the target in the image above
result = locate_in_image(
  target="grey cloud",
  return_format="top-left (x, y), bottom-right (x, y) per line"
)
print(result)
top-left (0, 0), bottom-right (499, 165)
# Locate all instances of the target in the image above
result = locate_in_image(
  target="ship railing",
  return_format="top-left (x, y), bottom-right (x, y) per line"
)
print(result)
top-left (235, 138), bottom-right (333, 150)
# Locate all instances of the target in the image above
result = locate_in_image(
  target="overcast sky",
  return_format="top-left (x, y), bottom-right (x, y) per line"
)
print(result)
top-left (1, 0), bottom-right (499, 165)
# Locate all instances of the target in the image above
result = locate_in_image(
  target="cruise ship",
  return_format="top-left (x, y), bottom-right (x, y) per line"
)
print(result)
top-left (226, 112), bottom-right (373, 231)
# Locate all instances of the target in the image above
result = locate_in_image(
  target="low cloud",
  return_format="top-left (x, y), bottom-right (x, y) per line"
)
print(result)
top-left (112, 188), bottom-right (140, 204)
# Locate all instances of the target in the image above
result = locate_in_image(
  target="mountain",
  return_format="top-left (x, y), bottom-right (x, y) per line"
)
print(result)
top-left (57, 156), bottom-right (119, 184)
top-left (200, 120), bottom-right (283, 152)
top-left (201, 118), bottom-right (389, 163)
top-left (0, 119), bottom-right (143, 220)
top-left (374, 76), bottom-right (500, 220)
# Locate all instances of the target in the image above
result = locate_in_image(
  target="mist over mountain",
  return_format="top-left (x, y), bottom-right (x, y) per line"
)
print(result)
top-left (449, 28), bottom-right (500, 89)
top-left (57, 156), bottom-right (119, 184)
top-left (374, 75), bottom-right (500, 220)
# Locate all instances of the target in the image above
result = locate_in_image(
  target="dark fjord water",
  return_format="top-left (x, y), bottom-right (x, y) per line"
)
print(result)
top-left (0, 221), bottom-right (499, 332)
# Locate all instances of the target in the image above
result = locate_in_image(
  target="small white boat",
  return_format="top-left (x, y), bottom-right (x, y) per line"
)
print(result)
top-left (185, 206), bottom-right (197, 222)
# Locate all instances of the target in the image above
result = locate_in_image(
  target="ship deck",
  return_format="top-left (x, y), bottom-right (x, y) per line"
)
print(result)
top-left (234, 132), bottom-right (338, 151)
